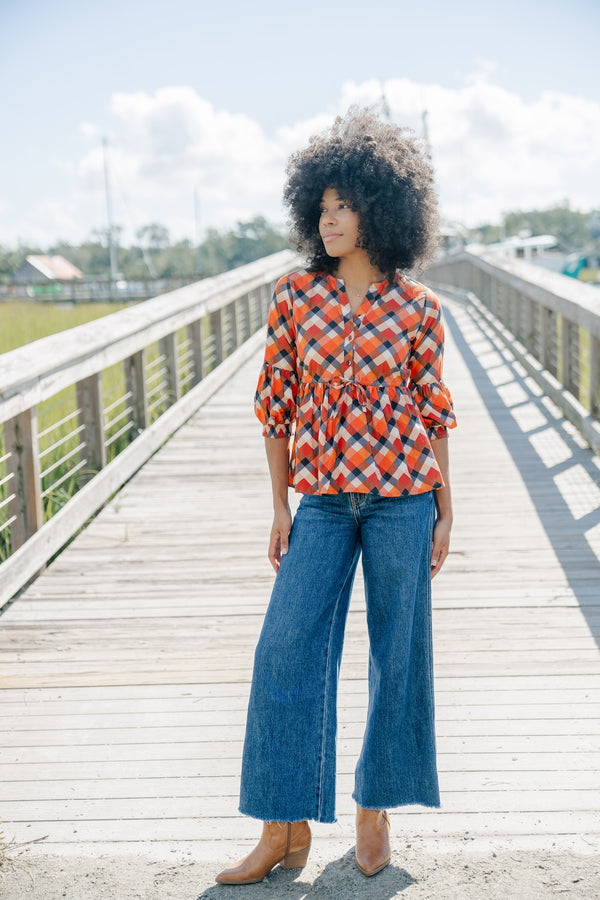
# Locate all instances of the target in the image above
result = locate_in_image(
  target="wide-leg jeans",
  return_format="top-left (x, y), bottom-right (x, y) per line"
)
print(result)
top-left (239, 489), bottom-right (440, 823)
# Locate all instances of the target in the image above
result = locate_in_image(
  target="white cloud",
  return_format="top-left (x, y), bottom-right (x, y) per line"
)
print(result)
top-left (79, 121), bottom-right (102, 141)
top-left (374, 76), bottom-right (600, 226)
top-left (337, 76), bottom-right (600, 225)
top-left (103, 78), bottom-right (600, 235)
top-left (78, 87), bottom-right (289, 241)
top-left (275, 113), bottom-right (337, 157)
top-left (3, 76), bottom-right (599, 246)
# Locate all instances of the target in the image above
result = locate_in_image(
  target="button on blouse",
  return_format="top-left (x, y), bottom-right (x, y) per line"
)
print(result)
top-left (255, 268), bottom-right (456, 496)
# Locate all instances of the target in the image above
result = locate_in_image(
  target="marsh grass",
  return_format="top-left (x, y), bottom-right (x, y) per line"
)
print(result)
top-left (0, 824), bottom-right (48, 870)
top-left (0, 306), bottom-right (198, 563)
top-left (0, 300), bottom-right (130, 355)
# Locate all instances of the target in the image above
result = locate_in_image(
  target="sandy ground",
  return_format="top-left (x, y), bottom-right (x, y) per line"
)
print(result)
top-left (1, 844), bottom-right (598, 899)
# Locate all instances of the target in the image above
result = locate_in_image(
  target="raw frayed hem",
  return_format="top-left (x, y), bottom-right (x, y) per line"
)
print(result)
top-left (353, 794), bottom-right (441, 811)
top-left (238, 805), bottom-right (337, 824)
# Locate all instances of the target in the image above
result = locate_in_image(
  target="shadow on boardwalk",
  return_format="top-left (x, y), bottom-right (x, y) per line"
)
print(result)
top-left (196, 850), bottom-right (415, 899)
top-left (444, 298), bottom-right (600, 647)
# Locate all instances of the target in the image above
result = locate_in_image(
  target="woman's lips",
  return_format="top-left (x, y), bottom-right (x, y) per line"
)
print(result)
top-left (322, 233), bottom-right (341, 242)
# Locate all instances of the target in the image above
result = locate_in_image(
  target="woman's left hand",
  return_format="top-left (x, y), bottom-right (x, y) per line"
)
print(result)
top-left (431, 515), bottom-right (452, 578)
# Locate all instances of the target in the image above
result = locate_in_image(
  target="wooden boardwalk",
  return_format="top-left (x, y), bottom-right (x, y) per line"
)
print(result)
top-left (1, 293), bottom-right (599, 863)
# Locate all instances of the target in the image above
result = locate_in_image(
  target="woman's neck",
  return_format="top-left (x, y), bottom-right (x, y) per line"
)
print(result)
top-left (335, 254), bottom-right (387, 315)
top-left (336, 253), bottom-right (384, 291)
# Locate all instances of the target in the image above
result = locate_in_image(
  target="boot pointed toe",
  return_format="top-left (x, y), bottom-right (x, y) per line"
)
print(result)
top-left (355, 806), bottom-right (391, 877)
top-left (215, 820), bottom-right (311, 885)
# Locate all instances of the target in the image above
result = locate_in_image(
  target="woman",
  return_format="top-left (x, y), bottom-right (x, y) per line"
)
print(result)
top-left (216, 108), bottom-right (456, 885)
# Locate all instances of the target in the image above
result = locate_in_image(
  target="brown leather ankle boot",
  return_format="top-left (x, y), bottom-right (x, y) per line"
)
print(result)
top-left (355, 805), bottom-right (391, 876)
top-left (215, 820), bottom-right (311, 884)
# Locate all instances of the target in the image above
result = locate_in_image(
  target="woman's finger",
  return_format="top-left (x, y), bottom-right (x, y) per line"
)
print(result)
top-left (431, 521), bottom-right (450, 578)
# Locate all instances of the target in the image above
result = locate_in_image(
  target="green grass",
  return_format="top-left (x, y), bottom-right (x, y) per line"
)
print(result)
top-left (0, 300), bottom-right (131, 355)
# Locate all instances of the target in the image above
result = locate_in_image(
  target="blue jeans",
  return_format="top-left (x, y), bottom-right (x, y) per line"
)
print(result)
top-left (239, 490), bottom-right (439, 823)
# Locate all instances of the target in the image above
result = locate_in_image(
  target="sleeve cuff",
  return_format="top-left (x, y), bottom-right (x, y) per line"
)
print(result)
top-left (427, 425), bottom-right (448, 440)
top-left (262, 423), bottom-right (292, 438)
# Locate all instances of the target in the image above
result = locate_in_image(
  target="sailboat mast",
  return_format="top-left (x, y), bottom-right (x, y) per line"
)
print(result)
top-left (102, 137), bottom-right (118, 283)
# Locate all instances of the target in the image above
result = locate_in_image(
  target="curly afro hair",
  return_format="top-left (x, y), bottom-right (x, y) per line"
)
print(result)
top-left (283, 107), bottom-right (439, 278)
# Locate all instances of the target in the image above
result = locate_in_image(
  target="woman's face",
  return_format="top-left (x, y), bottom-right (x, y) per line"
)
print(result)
top-left (318, 188), bottom-right (361, 259)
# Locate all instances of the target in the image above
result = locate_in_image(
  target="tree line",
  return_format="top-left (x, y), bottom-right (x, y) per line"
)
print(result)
top-left (1, 205), bottom-right (597, 283)
top-left (469, 204), bottom-right (598, 251)
top-left (0, 216), bottom-right (289, 282)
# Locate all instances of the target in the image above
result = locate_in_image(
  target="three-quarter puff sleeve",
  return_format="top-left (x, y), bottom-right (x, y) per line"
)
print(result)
top-left (254, 275), bottom-right (299, 438)
top-left (408, 290), bottom-right (456, 440)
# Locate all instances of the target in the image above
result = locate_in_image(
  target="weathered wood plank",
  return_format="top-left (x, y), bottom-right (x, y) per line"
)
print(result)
top-left (2, 812), bottom-right (599, 846)
top-left (3, 700), bottom-right (598, 733)
top-left (2, 715), bottom-right (599, 751)
top-left (1, 734), bottom-right (597, 758)
top-left (1, 754), bottom-right (598, 783)
top-left (3, 786), bottom-right (600, 824)
top-left (2, 645), bottom-right (598, 667)
top-left (3, 769), bottom-right (600, 803)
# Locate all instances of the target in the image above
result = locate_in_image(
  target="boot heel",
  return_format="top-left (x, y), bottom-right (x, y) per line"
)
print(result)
top-left (281, 843), bottom-right (310, 869)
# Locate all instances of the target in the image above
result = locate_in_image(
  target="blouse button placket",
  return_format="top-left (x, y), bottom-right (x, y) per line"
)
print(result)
top-left (346, 320), bottom-right (357, 378)
top-left (342, 311), bottom-right (352, 377)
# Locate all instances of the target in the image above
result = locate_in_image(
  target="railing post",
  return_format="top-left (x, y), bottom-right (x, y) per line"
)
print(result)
top-left (210, 309), bottom-right (224, 367)
top-left (524, 296), bottom-right (535, 353)
top-left (508, 289), bottom-right (517, 336)
top-left (188, 320), bottom-right (205, 385)
top-left (229, 300), bottom-right (239, 351)
top-left (159, 332), bottom-right (181, 405)
top-left (590, 334), bottom-right (600, 417)
top-left (460, 260), bottom-right (470, 293)
top-left (488, 274), bottom-right (497, 318)
top-left (535, 302), bottom-right (544, 367)
top-left (567, 322), bottom-right (579, 399)
top-left (126, 349), bottom-right (149, 433)
top-left (247, 289), bottom-right (258, 335)
top-left (4, 409), bottom-right (44, 549)
top-left (260, 283), bottom-right (271, 324)
top-left (76, 373), bottom-right (107, 475)
top-left (556, 313), bottom-right (568, 389)
top-left (542, 308), bottom-right (555, 375)
top-left (578, 326), bottom-right (592, 411)
top-left (239, 292), bottom-right (251, 344)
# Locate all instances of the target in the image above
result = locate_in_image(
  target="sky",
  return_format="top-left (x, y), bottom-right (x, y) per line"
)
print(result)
top-left (1, 0), bottom-right (599, 248)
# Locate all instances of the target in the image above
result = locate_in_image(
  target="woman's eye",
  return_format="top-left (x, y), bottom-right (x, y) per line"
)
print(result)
top-left (319, 202), bottom-right (351, 215)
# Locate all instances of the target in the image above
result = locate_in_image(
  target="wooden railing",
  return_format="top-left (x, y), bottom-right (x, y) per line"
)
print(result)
top-left (0, 249), bottom-right (297, 608)
top-left (427, 248), bottom-right (600, 454)
top-left (2, 275), bottom-right (198, 302)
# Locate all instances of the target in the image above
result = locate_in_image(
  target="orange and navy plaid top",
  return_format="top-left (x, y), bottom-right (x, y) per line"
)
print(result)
top-left (255, 268), bottom-right (456, 496)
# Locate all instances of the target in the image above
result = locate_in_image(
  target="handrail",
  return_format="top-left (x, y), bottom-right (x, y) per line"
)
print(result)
top-left (0, 251), bottom-right (296, 420)
top-left (426, 247), bottom-right (600, 454)
top-left (0, 249), bottom-right (298, 608)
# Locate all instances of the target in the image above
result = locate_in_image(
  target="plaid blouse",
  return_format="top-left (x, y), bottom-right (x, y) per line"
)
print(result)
top-left (255, 268), bottom-right (456, 496)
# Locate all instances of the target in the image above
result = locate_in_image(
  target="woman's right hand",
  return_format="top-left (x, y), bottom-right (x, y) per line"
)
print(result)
top-left (268, 507), bottom-right (292, 573)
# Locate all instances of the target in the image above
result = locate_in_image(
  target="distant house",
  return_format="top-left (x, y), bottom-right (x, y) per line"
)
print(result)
top-left (483, 234), bottom-right (560, 261)
top-left (13, 255), bottom-right (83, 284)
